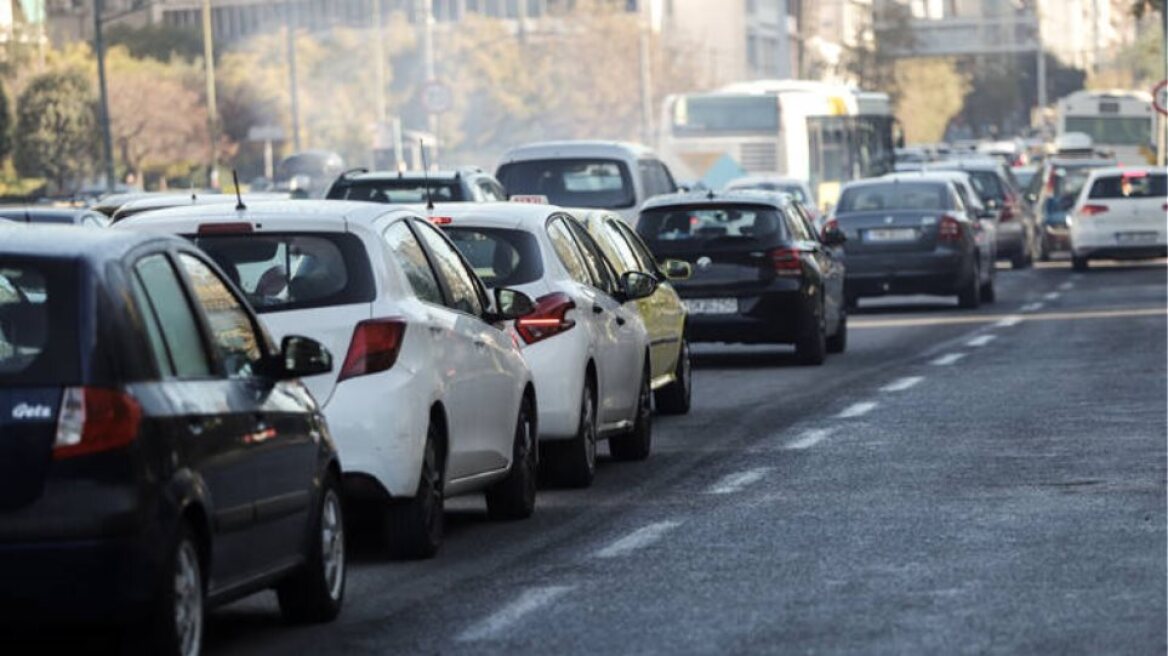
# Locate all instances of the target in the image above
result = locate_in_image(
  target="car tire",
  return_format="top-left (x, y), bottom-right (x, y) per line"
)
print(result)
top-left (1039, 235), bottom-right (1051, 262)
top-left (795, 299), bottom-right (827, 366)
top-left (826, 308), bottom-right (847, 354)
top-left (1010, 251), bottom-right (1030, 269)
top-left (845, 291), bottom-right (859, 311)
top-left (384, 427), bottom-right (444, 559)
top-left (1072, 254), bottom-right (1089, 271)
top-left (544, 377), bottom-right (598, 488)
top-left (654, 338), bottom-right (691, 415)
top-left (958, 260), bottom-right (981, 309)
top-left (277, 474), bottom-right (346, 623)
top-left (142, 523), bottom-right (204, 656)
top-left (610, 365), bottom-right (653, 461)
top-left (485, 395), bottom-right (538, 521)
top-left (980, 276), bottom-right (996, 303)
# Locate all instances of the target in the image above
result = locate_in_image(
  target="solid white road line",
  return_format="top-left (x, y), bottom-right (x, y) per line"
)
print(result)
top-left (707, 468), bottom-right (771, 495)
top-left (995, 315), bottom-right (1024, 327)
top-left (1043, 292), bottom-right (1061, 300)
top-left (966, 334), bottom-right (997, 347)
top-left (931, 353), bottom-right (967, 366)
top-left (457, 585), bottom-right (575, 642)
top-left (837, 401), bottom-right (878, 418)
top-left (1058, 282), bottom-right (1074, 291)
top-left (594, 521), bottom-right (682, 559)
top-left (881, 376), bottom-right (925, 392)
top-left (1021, 302), bottom-right (1045, 312)
top-left (785, 428), bottom-right (833, 450)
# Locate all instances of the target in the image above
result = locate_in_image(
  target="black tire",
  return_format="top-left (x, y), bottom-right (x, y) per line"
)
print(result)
top-left (654, 338), bottom-right (691, 415)
top-left (845, 292), bottom-right (859, 311)
top-left (277, 475), bottom-right (346, 623)
top-left (610, 365), bottom-right (653, 461)
top-left (980, 278), bottom-right (996, 303)
top-left (142, 523), bottom-right (204, 656)
top-left (794, 300), bottom-right (827, 366)
top-left (1072, 254), bottom-right (1089, 271)
top-left (384, 426), bottom-right (444, 559)
top-left (958, 260), bottom-right (981, 309)
top-left (485, 395), bottom-right (538, 520)
top-left (826, 308), bottom-right (847, 354)
top-left (1039, 234), bottom-right (1051, 262)
top-left (544, 377), bottom-right (598, 488)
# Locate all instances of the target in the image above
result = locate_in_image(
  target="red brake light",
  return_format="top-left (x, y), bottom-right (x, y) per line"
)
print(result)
top-left (339, 318), bottom-right (406, 381)
top-left (820, 218), bottom-right (839, 240)
top-left (515, 292), bottom-right (576, 345)
top-left (430, 216), bottom-right (453, 225)
top-left (53, 387), bottom-right (142, 460)
top-left (769, 248), bottom-right (803, 276)
top-left (938, 214), bottom-right (962, 242)
top-left (1079, 204), bottom-right (1109, 217)
top-left (197, 222), bottom-right (253, 234)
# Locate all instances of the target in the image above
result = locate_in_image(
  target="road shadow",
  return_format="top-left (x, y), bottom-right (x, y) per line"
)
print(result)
top-left (691, 346), bottom-right (801, 369)
top-left (850, 298), bottom-right (960, 315)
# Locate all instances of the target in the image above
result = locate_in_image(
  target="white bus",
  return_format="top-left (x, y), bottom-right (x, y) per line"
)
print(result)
top-left (1055, 89), bottom-right (1159, 165)
top-left (658, 80), bottom-right (896, 209)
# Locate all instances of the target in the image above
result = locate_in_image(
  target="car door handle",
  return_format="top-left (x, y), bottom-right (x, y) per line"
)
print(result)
top-left (187, 417), bottom-right (206, 435)
top-left (428, 325), bottom-right (443, 336)
top-left (473, 338), bottom-right (488, 350)
top-left (592, 304), bottom-right (604, 314)
top-left (616, 316), bottom-right (627, 327)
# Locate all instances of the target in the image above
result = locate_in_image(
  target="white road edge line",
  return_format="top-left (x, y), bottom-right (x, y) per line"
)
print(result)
top-left (707, 468), bottom-right (771, 495)
top-left (786, 428), bottom-right (833, 450)
top-left (996, 315), bottom-right (1024, 327)
top-left (837, 401), bottom-right (878, 418)
top-left (594, 521), bottom-right (682, 559)
top-left (881, 376), bottom-right (925, 392)
top-left (1043, 292), bottom-right (1061, 300)
top-left (457, 585), bottom-right (575, 642)
top-left (1021, 302), bottom-right (1045, 312)
top-left (931, 353), bottom-right (967, 366)
top-left (966, 335), bottom-right (997, 347)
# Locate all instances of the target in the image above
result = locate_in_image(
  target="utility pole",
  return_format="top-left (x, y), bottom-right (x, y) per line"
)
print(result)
top-left (638, 1), bottom-right (654, 146)
top-left (418, 0), bottom-right (436, 164)
top-left (286, 0), bottom-right (302, 152)
top-left (94, 0), bottom-right (116, 193)
top-left (201, 0), bottom-right (219, 189)
top-left (373, 0), bottom-right (387, 168)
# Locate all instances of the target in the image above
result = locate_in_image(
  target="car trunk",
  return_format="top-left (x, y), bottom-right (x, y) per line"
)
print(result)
top-left (654, 238), bottom-right (779, 296)
top-left (258, 304), bottom-right (372, 408)
top-left (835, 210), bottom-right (944, 255)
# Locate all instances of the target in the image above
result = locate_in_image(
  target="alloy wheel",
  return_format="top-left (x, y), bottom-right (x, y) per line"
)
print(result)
top-left (174, 540), bottom-right (203, 656)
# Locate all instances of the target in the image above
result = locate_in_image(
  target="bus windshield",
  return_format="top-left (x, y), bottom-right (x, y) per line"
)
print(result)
top-left (672, 95), bottom-right (778, 134)
top-left (1064, 117), bottom-right (1151, 146)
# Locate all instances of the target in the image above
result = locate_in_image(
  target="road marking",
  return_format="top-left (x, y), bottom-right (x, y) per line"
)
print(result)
top-left (996, 315), bottom-right (1023, 327)
top-left (931, 353), bottom-right (967, 366)
top-left (1043, 292), bottom-right (1061, 300)
top-left (1021, 302), bottom-right (1045, 312)
top-left (786, 428), bottom-right (833, 450)
top-left (851, 306), bottom-right (1166, 329)
top-left (707, 468), bottom-right (771, 495)
top-left (881, 376), bottom-right (925, 392)
top-left (837, 401), bottom-right (878, 418)
top-left (457, 585), bottom-right (574, 641)
top-left (966, 335), bottom-right (997, 347)
top-left (594, 521), bottom-right (682, 559)
top-left (1058, 282), bottom-right (1074, 291)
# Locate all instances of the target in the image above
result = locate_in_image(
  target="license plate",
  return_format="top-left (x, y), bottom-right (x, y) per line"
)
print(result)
top-left (683, 298), bottom-right (737, 314)
top-left (1115, 232), bottom-right (1158, 244)
top-left (864, 228), bottom-right (917, 242)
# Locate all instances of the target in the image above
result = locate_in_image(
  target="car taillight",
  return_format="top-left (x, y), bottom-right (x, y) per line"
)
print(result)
top-left (821, 218), bottom-right (839, 240)
top-left (339, 318), bottom-right (406, 381)
top-left (53, 387), bottom-right (142, 460)
top-left (1079, 204), bottom-right (1109, 217)
top-left (938, 215), bottom-right (962, 242)
top-left (998, 201), bottom-right (1016, 222)
top-left (769, 248), bottom-right (803, 276)
top-left (515, 292), bottom-right (576, 345)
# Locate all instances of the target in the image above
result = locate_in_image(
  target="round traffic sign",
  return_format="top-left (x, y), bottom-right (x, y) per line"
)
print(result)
top-left (422, 80), bottom-right (453, 114)
top-left (1153, 79), bottom-right (1168, 117)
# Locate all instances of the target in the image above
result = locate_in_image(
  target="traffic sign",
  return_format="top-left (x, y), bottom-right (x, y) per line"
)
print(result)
top-left (1153, 80), bottom-right (1168, 117)
top-left (422, 80), bottom-right (453, 114)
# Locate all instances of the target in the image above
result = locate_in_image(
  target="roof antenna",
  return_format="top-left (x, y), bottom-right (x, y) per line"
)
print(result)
top-left (420, 138), bottom-right (434, 211)
top-left (232, 170), bottom-right (247, 211)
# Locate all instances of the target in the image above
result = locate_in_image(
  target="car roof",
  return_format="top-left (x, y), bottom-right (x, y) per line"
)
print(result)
top-left (725, 175), bottom-right (809, 188)
top-left (114, 199), bottom-right (412, 233)
top-left (842, 177), bottom-right (953, 191)
top-left (498, 140), bottom-right (660, 164)
top-left (640, 189), bottom-right (793, 212)
top-left (926, 158), bottom-right (1004, 172)
top-left (421, 202), bottom-right (563, 230)
top-left (1046, 158), bottom-right (1118, 169)
top-left (1082, 165), bottom-right (1166, 178)
top-left (338, 168), bottom-right (487, 183)
top-left (0, 222), bottom-right (174, 261)
top-left (884, 171), bottom-right (973, 185)
top-left (0, 207), bottom-right (96, 222)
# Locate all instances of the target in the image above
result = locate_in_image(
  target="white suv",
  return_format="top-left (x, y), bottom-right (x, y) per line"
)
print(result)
top-left (432, 202), bottom-right (657, 488)
top-left (117, 201), bottom-right (539, 558)
top-left (1068, 166), bottom-right (1167, 271)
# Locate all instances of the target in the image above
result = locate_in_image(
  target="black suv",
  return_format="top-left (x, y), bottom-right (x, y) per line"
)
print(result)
top-left (0, 226), bottom-right (345, 655)
top-left (326, 167), bottom-right (506, 203)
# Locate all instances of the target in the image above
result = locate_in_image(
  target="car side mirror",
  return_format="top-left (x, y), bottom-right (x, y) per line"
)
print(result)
top-left (821, 226), bottom-right (847, 246)
top-left (617, 271), bottom-right (658, 303)
top-left (486, 287), bottom-right (536, 323)
top-left (278, 335), bottom-right (332, 379)
top-left (661, 259), bottom-right (692, 281)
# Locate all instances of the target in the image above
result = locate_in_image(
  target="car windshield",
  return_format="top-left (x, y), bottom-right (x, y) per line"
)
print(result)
top-left (637, 204), bottom-right (784, 246)
top-left (191, 233), bottom-right (375, 313)
top-left (497, 158), bottom-right (635, 209)
top-left (1087, 172), bottom-right (1168, 199)
top-left (0, 259), bottom-right (79, 385)
top-left (443, 227), bottom-right (544, 288)
top-left (726, 182), bottom-right (808, 203)
top-left (330, 180), bottom-right (462, 203)
top-left (837, 183), bottom-right (949, 212)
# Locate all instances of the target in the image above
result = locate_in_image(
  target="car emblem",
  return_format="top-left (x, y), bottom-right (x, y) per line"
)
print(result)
top-left (884, 216), bottom-right (895, 224)
top-left (696, 256), bottom-right (712, 270)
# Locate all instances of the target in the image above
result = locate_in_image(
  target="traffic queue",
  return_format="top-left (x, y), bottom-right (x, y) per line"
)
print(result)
top-left (1, 138), bottom-right (1164, 656)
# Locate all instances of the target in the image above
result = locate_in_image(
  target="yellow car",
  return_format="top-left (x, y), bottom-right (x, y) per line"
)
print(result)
top-left (571, 209), bottom-right (693, 414)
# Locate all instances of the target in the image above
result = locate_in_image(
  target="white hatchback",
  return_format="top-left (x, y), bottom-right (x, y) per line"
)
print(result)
top-left (117, 201), bottom-right (539, 558)
top-left (1068, 167), bottom-right (1168, 271)
top-left (432, 203), bottom-right (657, 488)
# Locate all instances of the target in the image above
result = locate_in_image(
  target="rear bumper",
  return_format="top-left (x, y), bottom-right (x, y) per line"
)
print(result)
top-left (1072, 226), bottom-right (1167, 260)
top-left (1073, 245), bottom-right (1168, 260)
top-left (523, 333), bottom-right (588, 441)
top-left (845, 250), bottom-right (971, 298)
top-left (995, 222), bottom-right (1027, 257)
top-left (679, 284), bottom-right (809, 344)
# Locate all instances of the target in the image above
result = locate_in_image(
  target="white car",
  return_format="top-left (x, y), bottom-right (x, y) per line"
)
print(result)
top-left (117, 201), bottom-right (539, 558)
top-left (431, 202), bottom-right (657, 487)
top-left (724, 175), bottom-right (821, 225)
top-left (1068, 167), bottom-right (1168, 271)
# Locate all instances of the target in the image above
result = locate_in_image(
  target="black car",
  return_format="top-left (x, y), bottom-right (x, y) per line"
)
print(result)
top-left (326, 167), bottom-right (507, 203)
top-left (0, 207), bottom-right (109, 227)
top-left (637, 191), bottom-right (847, 365)
top-left (831, 178), bottom-right (994, 309)
top-left (926, 158), bottom-right (1038, 268)
top-left (0, 225), bottom-right (345, 655)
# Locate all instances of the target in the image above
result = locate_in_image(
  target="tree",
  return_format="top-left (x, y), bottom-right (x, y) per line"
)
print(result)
top-left (842, 2), bottom-right (917, 103)
top-left (0, 83), bottom-right (11, 163)
top-left (13, 69), bottom-right (98, 192)
top-left (1130, 0), bottom-right (1164, 18)
top-left (105, 24), bottom-right (203, 63)
top-left (893, 59), bottom-right (968, 143)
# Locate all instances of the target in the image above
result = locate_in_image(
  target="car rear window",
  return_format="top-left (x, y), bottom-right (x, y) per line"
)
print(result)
top-left (966, 171), bottom-right (1006, 201)
top-left (191, 233), bottom-right (375, 313)
top-left (637, 204), bottom-right (785, 246)
top-left (1087, 172), bottom-right (1168, 199)
top-left (444, 227), bottom-right (544, 288)
top-left (329, 180), bottom-right (463, 203)
top-left (727, 182), bottom-right (808, 203)
top-left (837, 183), bottom-right (949, 212)
top-left (0, 259), bottom-right (80, 384)
top-left (497, 158), bottom-right (635, 209)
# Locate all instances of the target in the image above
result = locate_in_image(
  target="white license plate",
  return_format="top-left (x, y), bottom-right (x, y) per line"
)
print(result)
top-left (683, 298), bottom-right (737, 314)
top-left (1116, 232), bottom-right (1158, 244)
top-left (864, 228), bottom-right (917, 242)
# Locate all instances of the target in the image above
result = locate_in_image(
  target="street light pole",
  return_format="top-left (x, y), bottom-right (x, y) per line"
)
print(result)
top-left (94, 0), bottom-right (116, 193)
top-left (286, 0), bottom-right (302, 152)
top-left (201, 0), bottom-right (219, 189)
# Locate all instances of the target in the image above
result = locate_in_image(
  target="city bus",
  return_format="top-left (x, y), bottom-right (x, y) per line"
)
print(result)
top-left (658, 80), bottom-right (897, 209)
top-left (1055, 89), bottom-right (1159, 165)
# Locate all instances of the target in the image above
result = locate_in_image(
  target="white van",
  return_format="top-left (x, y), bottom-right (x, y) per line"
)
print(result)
top-left (495, 141), bottom-right (679, 223)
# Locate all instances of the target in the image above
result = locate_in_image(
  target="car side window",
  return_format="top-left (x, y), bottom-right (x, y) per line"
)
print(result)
top-left (784, 208), bottom-right (812, 241)
top-left (789, 203), bottom-right (821, 242)
top-left (547, 218), bottom-right (593, 285)
top-left (178, 253), bottom-right (265, 379)
top-left (384, 220), bottom-right (444, 305)
top-left (477, 180), bottom-right (503, 201)
top-left (132, 254), bottom-right (213, 379)
top-left (613, 221), bottom-right (661, 275)
top-left (412, 220), bottom-right (485, 316)
top-left (602, 220), bottom-right (643, 274)
top-left (566, 219), bottom-right (619, 295)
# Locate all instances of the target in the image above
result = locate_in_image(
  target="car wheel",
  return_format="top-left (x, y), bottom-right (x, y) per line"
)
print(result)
top-left (958, 260), bottom-right (981, 309)
top-left (485, 395), bottom-right (538, 520)
top-left (826, 308), bottom-right (847, 354)
top-left (1072, 254), bottom-right (1089, 271)
top-left (610, 365), bottom-right (653, 461)
top-left (384, 426), bottom-right (444, 559)
top-left (845, 291), bottom-right (859, 311)
top-left (1039, 234), bottom-right (1051, 261)
top-left (277, 474), bottom-right (346, 623)
top-left (142, 524), bottom-right (203, 656)
top-left (980, 277), bottom-right (996, 303)
top-left (795, 300), bottom-right (827, 366)
top-left (544, 376), bottom-right (598, 488)
top-left (654, 338), bottom-right (691, 415)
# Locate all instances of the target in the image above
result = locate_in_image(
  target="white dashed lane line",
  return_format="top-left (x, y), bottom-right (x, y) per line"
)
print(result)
top-left (785, 428), bottom-right (833, 450)
top-left (1021, 302), bottom-right (1045, 312)
top-left (837, 401), bottom-right (878, 418)
top-left (966, 334), bottom-right (997, 347)
top-left (1043, 292), bottom-right (1061, 300)
top-left (996, 315), bottom-right (1023, 327)
top-left (707, 468), bottom-right (771, 495)
top-left (593, 521), bottom-right (682, 559)
top-left (881, 376), bottom-right (925, 392)
top-left (931, 353), bottom-right (967, 366)
top-left (457, 586), bottom-right (575, 642)
top-left (1058, 282), bottom-right (1074, 291)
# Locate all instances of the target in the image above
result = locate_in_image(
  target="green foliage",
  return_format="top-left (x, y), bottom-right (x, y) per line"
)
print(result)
top-left (13, 69), bottom-right (99, 192)
top-left (1130, 0), bottom-right (1164, 18)
top-left (842, 2), bottom-right (917, 104)
top-left (894, 59), bottom-right (968, 143)
top-left (105, 24), bottom-right (204, 62)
